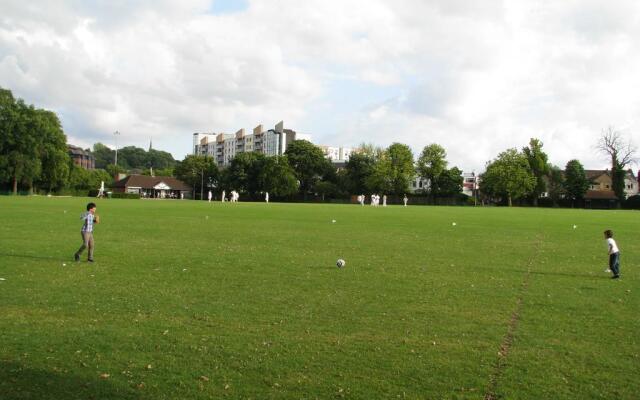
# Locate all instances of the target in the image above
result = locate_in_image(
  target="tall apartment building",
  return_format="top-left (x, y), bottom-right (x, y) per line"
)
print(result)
top-left (318, 146), bottom-right (356, 162)
top-left (193, 121), bottom-right (311, 167)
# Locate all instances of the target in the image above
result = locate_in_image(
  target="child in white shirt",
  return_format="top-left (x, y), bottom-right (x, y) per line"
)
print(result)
top-left (604, 229), bottom-right (620, 279)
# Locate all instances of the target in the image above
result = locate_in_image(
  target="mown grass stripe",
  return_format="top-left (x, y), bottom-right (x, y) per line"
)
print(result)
top-left (484, 237), bottom-right (542, 400)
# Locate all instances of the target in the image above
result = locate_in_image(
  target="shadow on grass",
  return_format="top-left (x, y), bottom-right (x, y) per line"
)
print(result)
top-left (0, 361), bottom-right (144, 400)
top-left (0, 253), bottom-right (67, 262)
top-left (510, 269), bottom-right (610, 280)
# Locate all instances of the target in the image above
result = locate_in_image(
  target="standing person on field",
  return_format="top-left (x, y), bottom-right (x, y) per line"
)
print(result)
top-left (208, 190), bottom-right (212, 202)
top-left (265, 192), bottom-right (269, 203)
top-left (74, 202), bottom-right (99, 262)
top-left (403, 195), bottom-right (408, 206)
top-left (604, 230), bottom-right (621, 279)
top-left (382, 195), bottom-right (387, 207)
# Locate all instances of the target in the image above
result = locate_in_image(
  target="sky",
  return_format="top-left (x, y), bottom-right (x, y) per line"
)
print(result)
top-left (1, 0), bottom-right (639, 172)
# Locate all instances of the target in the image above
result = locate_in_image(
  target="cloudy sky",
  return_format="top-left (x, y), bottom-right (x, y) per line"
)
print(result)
top-left (1, 0), bottom-right (639, 171)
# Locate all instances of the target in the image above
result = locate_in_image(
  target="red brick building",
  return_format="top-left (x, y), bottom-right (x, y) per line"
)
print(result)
top-left (67, 145), bottom-right (95, 170)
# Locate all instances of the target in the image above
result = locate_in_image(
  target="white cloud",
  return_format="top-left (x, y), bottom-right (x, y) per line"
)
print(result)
top-left (1, 0), bottom-right (639, 171)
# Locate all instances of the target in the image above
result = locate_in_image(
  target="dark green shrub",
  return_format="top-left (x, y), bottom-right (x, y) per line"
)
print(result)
top-left (623, 195), bottom-right (640, 209)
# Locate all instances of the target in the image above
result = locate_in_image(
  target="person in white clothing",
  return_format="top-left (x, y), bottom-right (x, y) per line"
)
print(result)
top-left (265, 192), bottom-right (269, 203)
top-left (382, 195), bottom-right (387, 207)
top-left (97, 181), bottom-right (105, 198)
top-left (208, 190), bottom-right (212, 202)
top-left (221, 190), bottom-right (226, 202)
top-left (604, 230), bottom-right (621, 279)
top-left (403, 195), bottom-right (408, 206)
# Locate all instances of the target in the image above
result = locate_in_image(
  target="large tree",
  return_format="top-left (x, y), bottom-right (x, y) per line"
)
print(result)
top-left (434, 166), bottom-right (464, 197)
top-left (221, 153), bottom-right (298, 199)
top-left (480, 148), bottom-right (535, 206)
top-left (365, 149), bottom-right (392, 194)
top-left (547, 165), bottom-right (565, 206)
top-left (386, 143), bottom-right (415, 195)
top-left (147, 148), bottom-right (177, 169)
top-left (284, 140), bottom-right (329, 199)
top-left (416, 143), bottom-right (447, 198)
top-left (563, 159), bottom-right (589, 206)
top-left (93, 143), bottom-right (115, 169)
top-left (222, 152), bottom-right (265, 197)
top-left (1, 96), bottom-right (41, 194)
top-left (0, 88), bottom-right (16, 185)
top-left (35, 109), bottom-right (70, 193)
top-left (68, 165), bottom-right (112, 191)
top-left (343, 152), bottom-right (376, 194)
top-left (174, 155), bottom-right (218, 200)
top-left (94, 143), bottom-right (176, 172)
top-left (596, 126), bottom-right (637, 200)
top-left (258, 156), bottom-right (298, 197)
top-left (117, 146), bottom-right (148, 170)
top-left (0, 88), bottom-right (71, 194)
top-left (522, 138), bottom-right (550, 205)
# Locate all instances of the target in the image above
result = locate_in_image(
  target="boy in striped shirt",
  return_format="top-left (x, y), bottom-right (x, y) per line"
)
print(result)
top-left (74, 202), bottom-right (100, 262)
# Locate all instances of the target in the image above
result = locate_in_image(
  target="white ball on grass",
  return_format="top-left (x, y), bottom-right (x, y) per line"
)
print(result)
top-left (336, 259), bottom-right (346, 268)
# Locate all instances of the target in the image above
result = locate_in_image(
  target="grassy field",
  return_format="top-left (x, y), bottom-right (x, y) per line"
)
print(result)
top-left (0, 196), bottom-right (638, 399)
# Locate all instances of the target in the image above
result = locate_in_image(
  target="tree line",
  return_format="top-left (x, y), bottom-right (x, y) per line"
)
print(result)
top-left (175, 140), bottom-right (464, 202)
top-left (0, 88), bottom-right (177, 194)
top-left (1, 88), bottom-right (71, 194)
top-left (481, 134), bottom-right (637, 206)
top-left (2, 86), bottom-right (636, 204)
top-left (92, 142), bottom-right (176, 173)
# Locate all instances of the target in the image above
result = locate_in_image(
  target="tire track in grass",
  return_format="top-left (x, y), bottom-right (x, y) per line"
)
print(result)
top-left (484, 236), bottom-right (542, 400)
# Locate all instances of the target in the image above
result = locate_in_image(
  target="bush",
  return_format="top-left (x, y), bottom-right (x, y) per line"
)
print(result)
top-left (623, 195), bottom-right (640, 209)
top-left (111, 192), bottom-right (140, 199)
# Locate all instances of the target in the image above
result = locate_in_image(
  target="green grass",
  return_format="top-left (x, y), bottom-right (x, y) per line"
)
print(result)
top-left (0, 196), bottom-right (638, 399)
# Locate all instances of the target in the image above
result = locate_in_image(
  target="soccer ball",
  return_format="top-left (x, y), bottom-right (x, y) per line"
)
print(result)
top-left (336, 259), bottom-right (346, 268)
